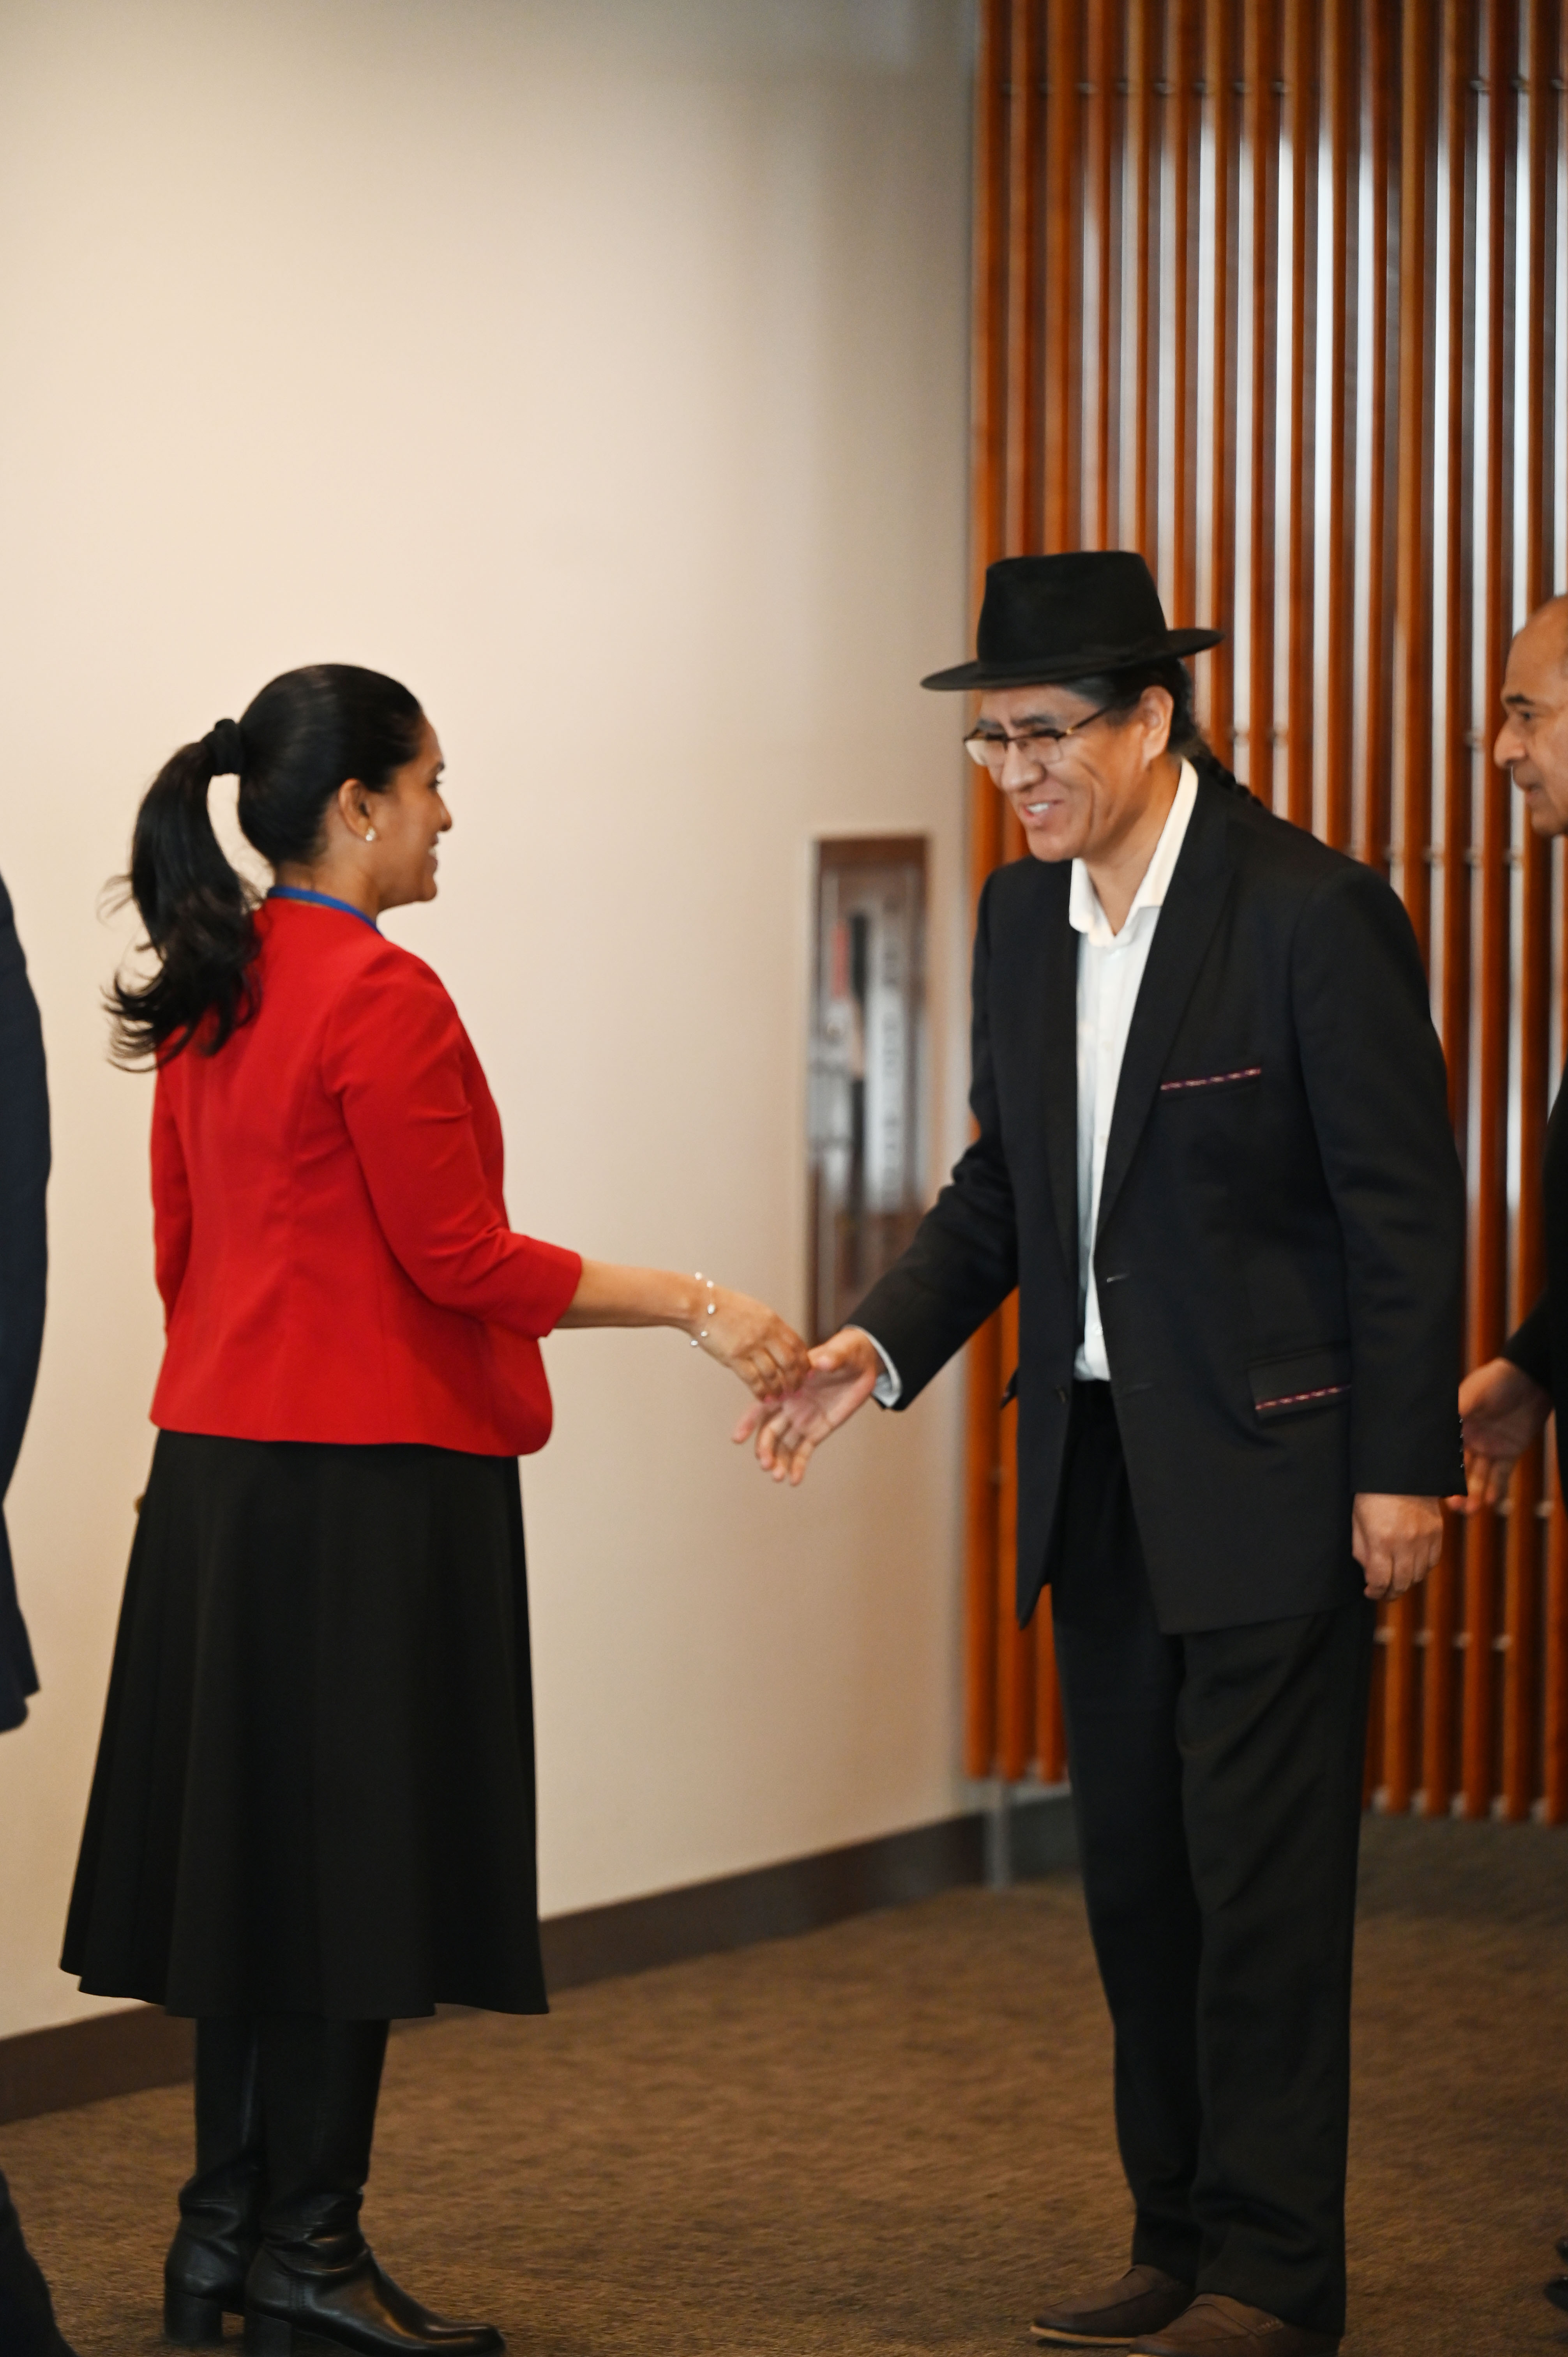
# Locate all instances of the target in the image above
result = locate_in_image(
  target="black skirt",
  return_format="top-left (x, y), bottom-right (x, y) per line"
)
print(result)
top-left (62, 1432), bottom-right (548, 2021)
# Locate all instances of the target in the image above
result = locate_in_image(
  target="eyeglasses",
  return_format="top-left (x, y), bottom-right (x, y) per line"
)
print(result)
top-left (963, 703), bottom-right (1114, 770)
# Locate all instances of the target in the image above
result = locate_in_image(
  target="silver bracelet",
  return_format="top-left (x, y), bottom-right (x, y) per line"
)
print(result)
top-left (690, 1270), bottom-right (719, 1345)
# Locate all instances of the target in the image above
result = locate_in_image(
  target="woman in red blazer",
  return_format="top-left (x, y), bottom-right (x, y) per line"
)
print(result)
top-left (63, 665), bottom-right (805, 2357)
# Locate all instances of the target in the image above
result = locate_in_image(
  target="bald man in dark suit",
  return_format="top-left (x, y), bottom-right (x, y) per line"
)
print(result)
top-left (1458, 592), bottom-right (1568, 2320)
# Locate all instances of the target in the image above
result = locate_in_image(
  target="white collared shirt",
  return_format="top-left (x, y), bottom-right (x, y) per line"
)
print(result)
top-left (861, 758), bottom-right (1199, 1405)
top-left (1071, 759), bottom-right (1197, 1378)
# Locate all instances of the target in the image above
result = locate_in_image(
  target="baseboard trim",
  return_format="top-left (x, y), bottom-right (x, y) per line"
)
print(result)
top-left (0, 1791), bottom-right (1075, 2125)
top-left (0, 2004), bottom-right (194, 2128)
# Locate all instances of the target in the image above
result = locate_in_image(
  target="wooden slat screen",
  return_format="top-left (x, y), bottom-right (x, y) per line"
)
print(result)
top-left (962, 0), bottom-right (1568, 1820)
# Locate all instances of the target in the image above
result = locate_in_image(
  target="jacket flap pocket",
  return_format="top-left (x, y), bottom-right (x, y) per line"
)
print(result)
top-left (1248, 1344), bottom-right (1352, 1417)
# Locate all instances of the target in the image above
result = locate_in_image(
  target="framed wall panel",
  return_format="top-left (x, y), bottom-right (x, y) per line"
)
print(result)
top-left (808, 839), bottom-right (929, 1348)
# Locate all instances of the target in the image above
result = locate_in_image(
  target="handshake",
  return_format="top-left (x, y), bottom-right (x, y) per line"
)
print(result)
top-left (688, 1286), bottom-right (886, 1487)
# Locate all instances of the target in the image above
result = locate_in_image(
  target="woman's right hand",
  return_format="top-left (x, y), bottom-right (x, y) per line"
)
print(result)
top-left (556, 1258), bottom-right (808, 1398)
top-left (692, 1284), bottom-right (811, 1400)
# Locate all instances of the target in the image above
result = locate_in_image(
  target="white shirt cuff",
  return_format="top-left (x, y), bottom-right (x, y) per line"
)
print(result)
top-left (847, 1326), bottom-right (902, 1408)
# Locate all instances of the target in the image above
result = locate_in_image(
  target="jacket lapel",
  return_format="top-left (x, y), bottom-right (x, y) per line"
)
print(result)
top-left (1038, 876), bottom-right (1079, 1296)
top-left (1094, 780), bottom-right (1236, 1243)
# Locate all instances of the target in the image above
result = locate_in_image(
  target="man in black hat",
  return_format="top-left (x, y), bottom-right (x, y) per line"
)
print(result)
top-left (738, 553), bottom-right (1464, 2357)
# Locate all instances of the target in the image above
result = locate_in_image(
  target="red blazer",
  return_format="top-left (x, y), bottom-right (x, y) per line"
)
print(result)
top-left (150, 894), bottom-right (583, 1456)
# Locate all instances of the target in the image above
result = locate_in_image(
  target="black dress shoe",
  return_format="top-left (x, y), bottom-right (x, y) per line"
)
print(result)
top-left (1557, 2237), bottom-right (1568, 2267)
top-left (1032, 2266), bottom-right (1194, 2346)
top-left (1130, 2294), bottom-right (1338, 2355)
top-left (1545, 2275), bottom-right (1568, 2314)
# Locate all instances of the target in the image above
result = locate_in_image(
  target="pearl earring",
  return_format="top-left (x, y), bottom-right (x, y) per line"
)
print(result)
top-left (364, 828), bottom-right (377, 843)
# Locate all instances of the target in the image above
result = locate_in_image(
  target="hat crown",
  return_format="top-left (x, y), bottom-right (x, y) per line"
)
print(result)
top-left (976, 551), bottom-right (1171, 671)
top-left (919, 548), bottom-right (1222, 691)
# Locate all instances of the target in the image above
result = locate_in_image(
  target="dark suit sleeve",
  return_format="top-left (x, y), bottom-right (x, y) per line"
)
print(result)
top-left (846, 869), bottom-right (1019, 1407)
top-left (1503, 1294), bottom-right (1552, 1391)
top-left (0, 873), bottom-right (49, 1730)
top-left (1291, 861), bottom-right (1464, 1495)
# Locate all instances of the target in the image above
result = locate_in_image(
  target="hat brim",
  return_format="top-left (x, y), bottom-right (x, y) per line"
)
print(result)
top-left (920, 626), bottom-right (1225, 693)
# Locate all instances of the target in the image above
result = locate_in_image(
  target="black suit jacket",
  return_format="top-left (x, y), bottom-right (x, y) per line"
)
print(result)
top-left (0, 871), bottom-right (48, 1731)
top-left (1502, 1064), bottom-right (1568, 1465)
top-left (852, 774), bottom-right (1465, 1634)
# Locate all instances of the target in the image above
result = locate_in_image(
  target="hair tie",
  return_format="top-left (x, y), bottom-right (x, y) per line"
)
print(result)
top-left (204, 718), bottom-right (245, 777)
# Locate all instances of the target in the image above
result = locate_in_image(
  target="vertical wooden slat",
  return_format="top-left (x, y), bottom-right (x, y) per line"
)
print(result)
top-left (1088, 0), bottom-right (1122, 546)
top-left (1351, 35), bottom-right (1397, 1788)
top-left (995, 1297), bottom-right (1033, 1780)
top-left (1360, 0), bottom-right (1395, 1872)
top-left (1464, 0), bottom-right (1520, 1818)
top-left (1501, 0), bottom-right (1555, 1822)
top-left (1169, 0), bottom-right (1200, 619)
top-left (971, 0), bottom-right (1014, 611)
top-left (1502, 1441), bottom-right (1546, 1818)
top-left (1525, 0), bottom-right (1560, 610)
top-left (1359, 0), bottom-right (1397, 880)
top-left (1546, 1443), bottom-right (1568, 1820)
top-left (989, 0), bottom-right (1044, 1783)
top-left (1394, 0), bottom-right (1437, 966)
top-left (1006, 0), bottom-right (1045, 561)
top-left (960, 0), bottom-right (1012, 1782)
top-left (1384, 0), bottom-right (1441, 1813)
top-left (1245, 0), bottom-right (1282, 808)
top-left (1419, 0), bottom-right (1480, 1818)
top-left (1042, 0), bottom-right (1083, 551)
top-left (1030, 0), bottom-right (1084, 1783)
top-left (1322, 0), bottom-right (1357, 850)
top-left (962, 1315), bottom-right (1003, 1779)
top-left (1131, 0), bottom-right (1159, 563)
top-left (1204, 0), bottom-right (1243, 756)
top-left (1284, 0), bottom-right (1319, 831)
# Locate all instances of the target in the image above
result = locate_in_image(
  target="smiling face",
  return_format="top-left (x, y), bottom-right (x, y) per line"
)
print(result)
top-left (1496, 599), bottom-right (1568, 837)
top-left (974, 679), bottom-right (1179, 865)
top-left (344, 714), bottom-right (452, 912)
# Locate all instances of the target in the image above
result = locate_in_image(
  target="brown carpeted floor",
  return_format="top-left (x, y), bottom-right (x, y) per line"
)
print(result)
top-left (7, 1815), bottom-right (1568, 2357)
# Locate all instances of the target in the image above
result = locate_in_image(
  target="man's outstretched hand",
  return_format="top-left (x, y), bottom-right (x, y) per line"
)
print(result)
top-left (733, 1326), bottom-right (883, 1484)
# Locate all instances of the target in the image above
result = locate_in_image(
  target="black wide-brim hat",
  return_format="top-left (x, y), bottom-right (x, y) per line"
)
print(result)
top-left (922, 550), bottom-right (1224, 691)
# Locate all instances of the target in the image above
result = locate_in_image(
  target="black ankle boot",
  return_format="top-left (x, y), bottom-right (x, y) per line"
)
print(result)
top-left (242, 2015), bottom-right (503, 2357)
top-left (165, 2017), bottom-right (266, 2345)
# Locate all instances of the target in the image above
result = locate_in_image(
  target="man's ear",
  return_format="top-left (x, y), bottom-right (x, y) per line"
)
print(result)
top-left (1142, 686), bottom-right (1175, 758)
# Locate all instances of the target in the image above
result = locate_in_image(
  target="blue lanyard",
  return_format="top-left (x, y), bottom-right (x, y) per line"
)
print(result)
top-left (267, 886), bottom-right (380, 934)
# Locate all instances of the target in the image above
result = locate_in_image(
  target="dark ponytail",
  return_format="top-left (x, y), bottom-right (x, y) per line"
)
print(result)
top-left (109, 663), bottom-right (424, 1065)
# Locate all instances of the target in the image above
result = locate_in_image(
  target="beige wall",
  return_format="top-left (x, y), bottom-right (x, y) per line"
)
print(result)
top-left (0, 0), bottom-right (974, 2039)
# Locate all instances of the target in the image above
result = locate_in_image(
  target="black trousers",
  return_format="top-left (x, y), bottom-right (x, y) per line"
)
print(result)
top-left (1049, 1384), bottom-right (1373, 2339)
